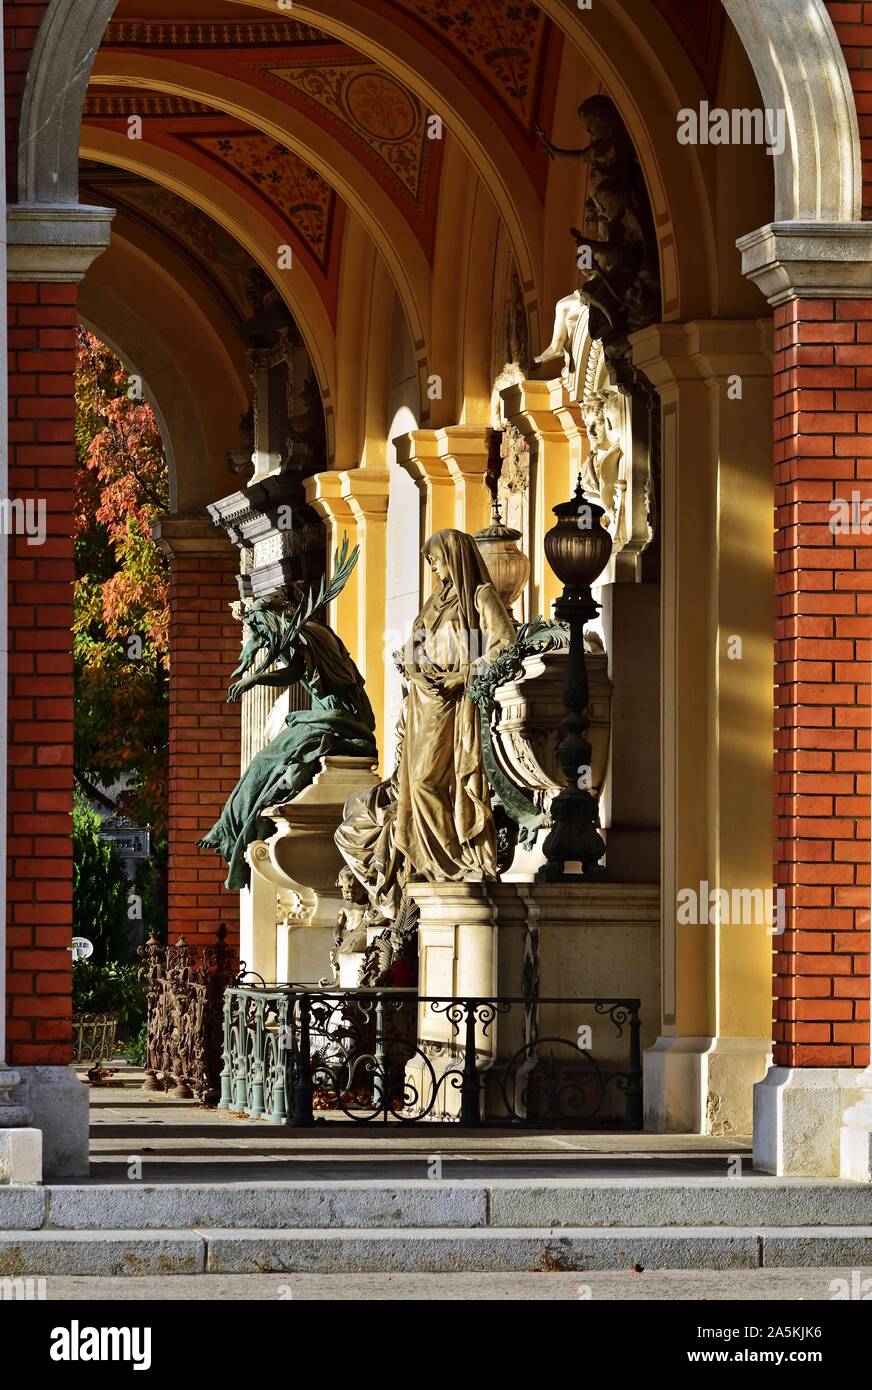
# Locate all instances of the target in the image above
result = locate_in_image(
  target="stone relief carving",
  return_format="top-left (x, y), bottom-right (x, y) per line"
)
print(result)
top-left (576, 337), bottom-right (654, 580)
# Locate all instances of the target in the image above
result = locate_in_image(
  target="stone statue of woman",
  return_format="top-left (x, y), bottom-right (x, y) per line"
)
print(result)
top-left (199, 541), bottom-right (377, 890)
top-left (395, 528), bottom-right (515, 881)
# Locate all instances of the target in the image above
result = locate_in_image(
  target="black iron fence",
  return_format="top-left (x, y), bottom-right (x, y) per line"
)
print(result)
top-left (220, 984), bottom-right (642, 1129)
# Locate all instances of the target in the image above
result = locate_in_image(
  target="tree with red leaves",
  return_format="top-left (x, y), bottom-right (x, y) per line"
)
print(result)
top-left (74, 328), bottom-right (170, 841)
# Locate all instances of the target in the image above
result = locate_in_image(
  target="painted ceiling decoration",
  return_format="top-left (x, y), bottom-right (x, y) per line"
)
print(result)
top-left (651, 0), bottom-right (726, 95)
top-left (381, 0), bottom-right (560, 155)
top-left (387, 0), bottom-right (548, 120)
top-left (104, 19), bottom-right (327, 48)
top-left (98, 23), bottom-right (443, 256)
top-left (253, 60), bottom-right (433, 209)
top-left (180, 130), bottom-right (337, 275)
top-left (80, 164), bottom-right (259, 325)
top-left (84, 93), bottom-right (215, 117)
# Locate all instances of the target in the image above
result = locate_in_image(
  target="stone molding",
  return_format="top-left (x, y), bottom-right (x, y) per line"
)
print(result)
top-left (738, 222), bottom-right (872, 306)
top-left (6, 204), bottom-right (114, 283)
top-left (152, 514), bottom-right (236, 558)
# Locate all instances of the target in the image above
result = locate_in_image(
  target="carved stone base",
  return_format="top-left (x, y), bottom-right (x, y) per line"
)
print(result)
top-left (243, 755), bottom-right (379, 984)
top-left (407, 881), bottom-right (497, 1119)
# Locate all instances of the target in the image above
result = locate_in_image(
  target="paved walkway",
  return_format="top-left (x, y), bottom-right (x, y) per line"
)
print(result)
top-left (24, 1269), bottom-right (872, 1300)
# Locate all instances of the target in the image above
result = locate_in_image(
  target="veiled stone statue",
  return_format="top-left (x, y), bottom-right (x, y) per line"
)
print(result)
top-left (336, 529), bottom-right (515, 912)
top-left (199, 540), bottom-right (377, 890)
top-left (397, 529), bottom-right (515, 881)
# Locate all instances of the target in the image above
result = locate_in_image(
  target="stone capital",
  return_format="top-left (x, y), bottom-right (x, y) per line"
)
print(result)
top-left (737, 221), bottom-right (872, 306)
top-left (7, 203), bottom-right (114, 282)
top-left (339, 466), bottom-right (390, 522)
top-left (501, 378), bottom-right (585, 441)
top-left (151, 513), bottom-right (236, 559)
top-left (304, 470), bottom-right (356, 527)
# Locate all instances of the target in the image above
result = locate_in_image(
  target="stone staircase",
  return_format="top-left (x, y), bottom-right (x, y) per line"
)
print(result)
top-left (2, 1178), bottom-right (872, 1275)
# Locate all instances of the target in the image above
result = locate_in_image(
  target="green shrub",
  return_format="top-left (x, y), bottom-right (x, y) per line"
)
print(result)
top-left (72, 792), bottom-right (132, 964)
top-left (121, 1024), bottom-right (149, 1068)
top-left (72, 960), bottom-right (146, 1033)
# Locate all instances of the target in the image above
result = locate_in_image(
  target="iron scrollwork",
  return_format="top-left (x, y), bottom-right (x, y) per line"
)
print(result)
top-left (220, 985), bottom-right (642, 1130)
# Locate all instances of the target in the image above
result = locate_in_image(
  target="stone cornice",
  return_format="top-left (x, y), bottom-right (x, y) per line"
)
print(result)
top-left (7, 204), bottom-right (115, 282)
top-left (738, 222), bottom-right (872, 306)
top-left (630, 319), bottom-right (773, 388)
top-left (151, 514), bottom-right (235, 557)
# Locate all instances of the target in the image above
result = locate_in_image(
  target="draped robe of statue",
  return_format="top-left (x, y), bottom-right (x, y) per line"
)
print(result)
top-left (199, 619), bottom-right (377, 891)
top-left (395, 529), bottom-right (515, 882)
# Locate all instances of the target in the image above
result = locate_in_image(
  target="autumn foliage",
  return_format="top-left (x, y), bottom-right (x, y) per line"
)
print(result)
top-left (74, 329), bottom-right (170, 839)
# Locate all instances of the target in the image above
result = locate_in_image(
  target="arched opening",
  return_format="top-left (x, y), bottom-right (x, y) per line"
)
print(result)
top-left (6, 0), bottom-right (870, 1185)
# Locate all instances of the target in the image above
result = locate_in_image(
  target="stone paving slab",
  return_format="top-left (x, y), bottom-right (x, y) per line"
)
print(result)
top-left (48, 1182), bottom-right (487, 1230)
top-left (29, 1267), bottom-right (872, 1300)
top-left (0, 1185), bottom-right (46, 1229)
top-left (0, 1231), bottom-right (205, 1277)
top-left (486, 1179), bottom-right (872, 1228)
top-left (16, 1177), bottom-right (872, 1231)
top-left (202, 1226), bottom-right (762, 1273)
top-left (4, 1224), bottom-right (870, 1275)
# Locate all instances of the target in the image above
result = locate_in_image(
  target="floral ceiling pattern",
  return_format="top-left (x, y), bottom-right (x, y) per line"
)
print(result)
top-left (254, 60), bottom-right (432, 208)
top-left (181, 131), bottom-right (337, 274)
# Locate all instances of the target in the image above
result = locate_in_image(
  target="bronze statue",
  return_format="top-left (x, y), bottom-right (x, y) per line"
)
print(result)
top-left (535, 95), bottom-right (660, 363)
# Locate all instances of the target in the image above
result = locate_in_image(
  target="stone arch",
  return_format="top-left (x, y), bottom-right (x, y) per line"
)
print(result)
top-left (17, 0), bottom-right (119, 204)
top-left (720, 0), bottom-right (861, 221)
top-left (87, 53), bottom-right (431, 361)
top-left (79, 126), bottom-right (338, 437)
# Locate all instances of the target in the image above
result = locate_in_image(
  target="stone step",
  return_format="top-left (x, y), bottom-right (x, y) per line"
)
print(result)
top-left (3, 1178), bottom-right (872, 1231)
top-left (2, 1226), bottom-right (872, 1275)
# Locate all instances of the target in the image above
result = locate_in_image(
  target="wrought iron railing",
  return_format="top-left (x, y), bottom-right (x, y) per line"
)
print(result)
top-left (220, 984), bottom-right (642, 1129)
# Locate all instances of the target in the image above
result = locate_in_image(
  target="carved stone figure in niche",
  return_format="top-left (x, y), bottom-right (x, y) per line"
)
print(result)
top-left (322, 866), bottom-right (368, 985)
top-left (396, 530), bottom-right (516, 881)
top-left (288, 373), bottom-right (326, 467)
top-left (535, 289), bottom-right (586, 368)
top-left (581, 389), bottom-right (626, 541)
top-left (198, 541), bottom-right (377, 890)
top-left (535, 94), bottom-right (660, 363)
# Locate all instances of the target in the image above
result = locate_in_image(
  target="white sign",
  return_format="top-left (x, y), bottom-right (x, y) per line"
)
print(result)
top-left (71, 937), bottom-right (93, 962)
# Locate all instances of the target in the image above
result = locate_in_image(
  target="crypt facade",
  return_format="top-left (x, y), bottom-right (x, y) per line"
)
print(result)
top-left (1, 0), bottom-right (871, 1181)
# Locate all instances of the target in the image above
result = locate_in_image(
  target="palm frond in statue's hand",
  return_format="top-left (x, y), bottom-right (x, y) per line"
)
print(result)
top-left (289, 534), bottom-right (359, 640)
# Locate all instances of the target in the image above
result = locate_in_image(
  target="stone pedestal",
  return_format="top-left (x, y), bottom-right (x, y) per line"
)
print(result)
top-left (840, 1070), bottom-right (872, 1180)
top-left (408, 880), bottom-right (659, 1124)
top-left (408, 881), bottom-right (498, 1118)
top-left (645, 1035), bottom-right (771, 1137)
top-left (244, 756), bottom-right (379, 984)
top-left (753, 1066), bottom-right (867, 1176)
top-left (0, 1067), bottom-right (42, 1184)
top-left (0, 1065), bottom-right (88, 1180)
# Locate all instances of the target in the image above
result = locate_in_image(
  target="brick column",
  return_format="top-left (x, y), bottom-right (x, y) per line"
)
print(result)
top-left (5, 281), bottom-right (77, 1067)
top-left (772, 299), bottom-right (871, 1071)
top-left (2, 194), bottom-right (112, 1175)
top-left (154, 518), bottom-right (241, 950)
top-left (740, 222), bottom-right (872, 1175)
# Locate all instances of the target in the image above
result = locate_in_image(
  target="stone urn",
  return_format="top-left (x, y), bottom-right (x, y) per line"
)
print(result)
top-left (474, 498), bottom-right (530, 610)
